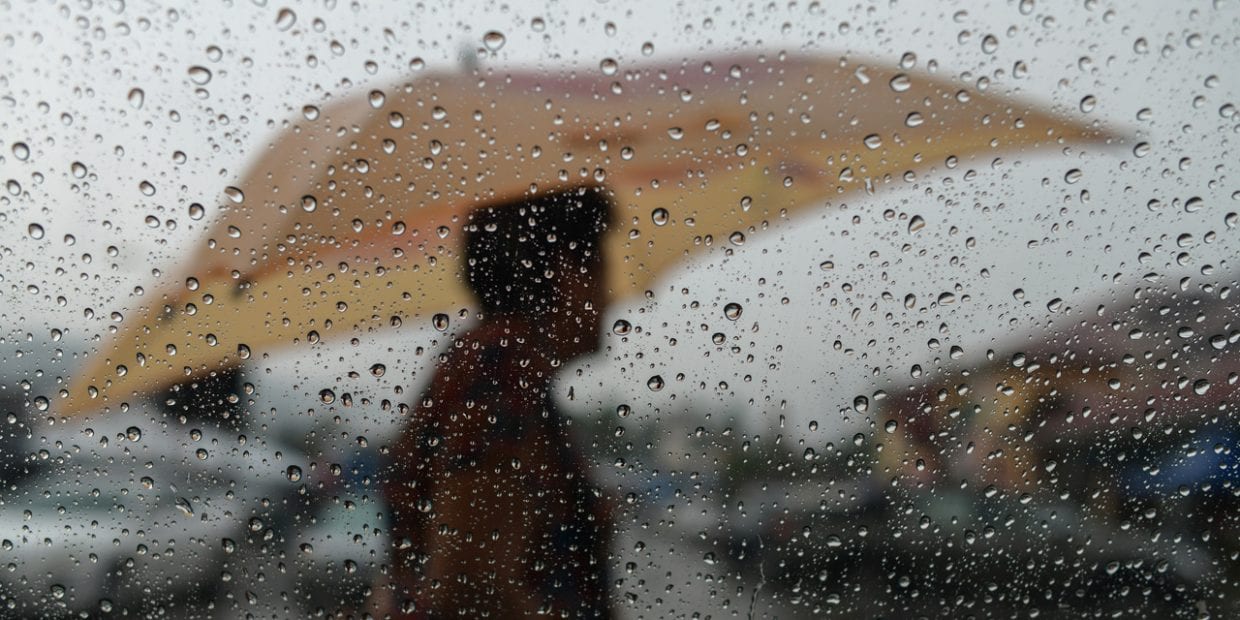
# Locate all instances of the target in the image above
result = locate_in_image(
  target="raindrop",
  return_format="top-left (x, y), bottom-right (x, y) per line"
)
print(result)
top-left (889, 74), bottom-right (911, 92)
top-left (647, 375), bottom-right (665, 391)
top-left (223, 186), bottom-right (244, 203)
top-left (482, 31), bottom-right (506, 51)
top-left (175, 497), bottom-right (194, 516)
top-left (27, 223), bottom-right (45, 240)
top-left (187, 66), bottom-right (212, 85)
top-left (275, 8), bottom-right (296, 31)
top-left (125, 426), bottom-right (142, 441)
top-left (863, 134), bottom-right (883, 150)
top-left (904, 112), bottom-right (924, 127)
top-left (128, 88), bottom-right (144, 109)
top-left (884, 419), bottom-right (898, 433)
top-left (432, 313), bottom-right (450, 331)
top-left (368, 89), bottom-right (386, 108)
top-left (188, 203), bottom-right (205, 220)
top-left (907, 215), bottom-right (926, 234)
top-left (651, 208), bottom-right (669, 226)
top-left (667, 127), bottom-right (684, 140)
top-left (370, 363), bottom-right (386, 377)
top-left (302, 105), bottom-right (320, 120)
top-left (723, 303), bottom-right (743, 320)
top-left (286, 465), bottom-right (302, 482)
top-left (1193, 379), bottom-right (1210, 395)
top-left (1080, 95), bottom-right (1097, 113)
top-left (612, 319), bottom-right (632, 335)
top-left (600, 58), bottom-right (619, 76)
top-left (1063, 169), bottom-right (1082, 184)
top-left (300, 195), bottom-right (317, 212)
top-left (11, 142), bottom-right (29, 161)
top-left (853, 395), bottom-right (869, 413)
top-left (320, 389), bottom-right (336, 404)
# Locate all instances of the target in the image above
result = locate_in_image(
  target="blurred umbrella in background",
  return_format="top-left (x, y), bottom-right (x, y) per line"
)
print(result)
top-left (62, 52), bottom-right (1108, 416)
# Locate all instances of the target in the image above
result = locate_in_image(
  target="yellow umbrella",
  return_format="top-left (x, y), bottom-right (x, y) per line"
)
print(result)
top-left (63, 52), bottom-right (1109, 415)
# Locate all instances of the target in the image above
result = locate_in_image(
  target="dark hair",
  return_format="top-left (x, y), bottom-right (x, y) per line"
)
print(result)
top-left (463, 186), bottom-right (613, 316)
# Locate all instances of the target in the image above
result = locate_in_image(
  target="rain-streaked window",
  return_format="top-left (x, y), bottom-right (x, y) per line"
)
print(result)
top-left (2, 1), bottom-right (1236, 617)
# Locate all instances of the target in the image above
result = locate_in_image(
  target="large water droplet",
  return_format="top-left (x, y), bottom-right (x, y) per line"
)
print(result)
top-left (432, 313), bottom-right (450, 331)
top-left (187, 66), bottom-right (212, 85)
top-left (275, 8), bottom-right (297, 31)
top-left (482, 31), bottom-right (506, 51)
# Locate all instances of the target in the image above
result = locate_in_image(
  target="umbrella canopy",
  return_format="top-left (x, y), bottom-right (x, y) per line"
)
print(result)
top-left (63, 52), bottom-right (1109, 416)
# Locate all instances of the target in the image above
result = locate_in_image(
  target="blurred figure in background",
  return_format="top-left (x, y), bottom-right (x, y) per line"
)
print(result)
top-left (380, 187), bottom-right (615, 618)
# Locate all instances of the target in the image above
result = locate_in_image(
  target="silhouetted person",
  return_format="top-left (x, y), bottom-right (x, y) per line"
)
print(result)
top-left (381, 187), bottom-right (614, 618)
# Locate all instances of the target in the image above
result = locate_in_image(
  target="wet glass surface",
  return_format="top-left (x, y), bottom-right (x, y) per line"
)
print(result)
top-left (1, 1), bottom-right (1237, 617)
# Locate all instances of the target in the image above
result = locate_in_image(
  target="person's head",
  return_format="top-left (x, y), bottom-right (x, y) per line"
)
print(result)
top-left (463, 186), bottom-right (613, 356)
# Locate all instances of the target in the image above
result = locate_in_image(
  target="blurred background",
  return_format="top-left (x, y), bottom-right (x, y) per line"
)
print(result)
top-left (1, 0), bottom-right (1237, 617)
